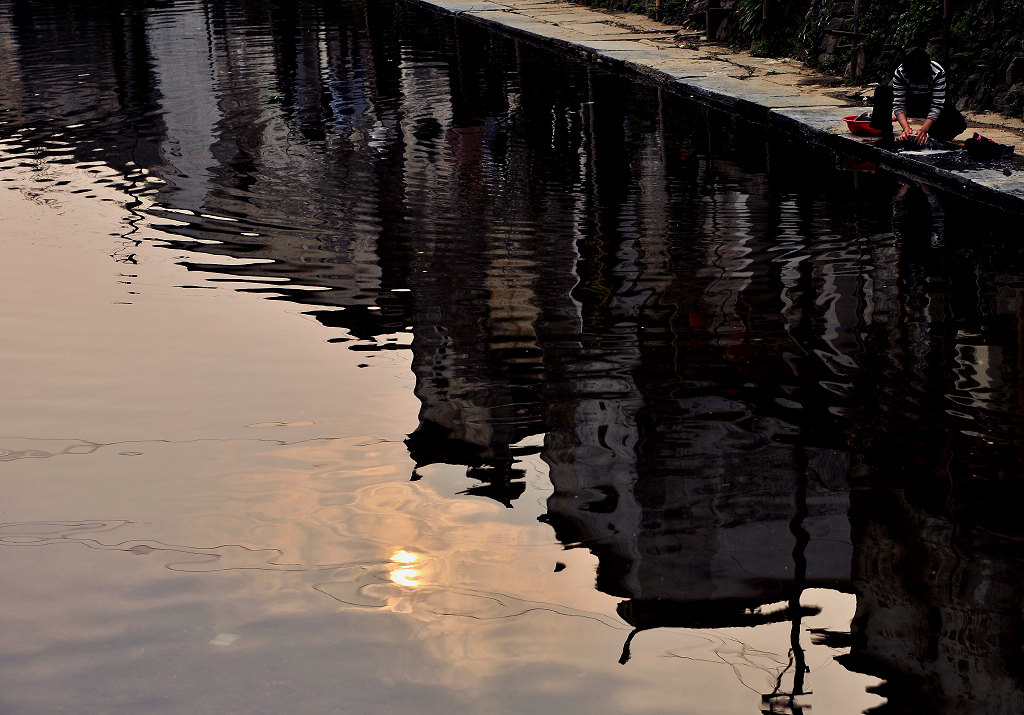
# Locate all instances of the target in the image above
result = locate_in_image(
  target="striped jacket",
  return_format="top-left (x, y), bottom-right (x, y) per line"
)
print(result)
top-left (892, 60), bottom-right (946, 121)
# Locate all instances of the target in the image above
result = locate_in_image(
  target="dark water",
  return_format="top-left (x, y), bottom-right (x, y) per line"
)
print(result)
top-left (4, 0), bottom-right (1024, 712)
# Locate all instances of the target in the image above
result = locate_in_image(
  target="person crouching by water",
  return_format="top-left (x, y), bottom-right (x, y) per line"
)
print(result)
top-left (870, 47), bottom-right (968, 145)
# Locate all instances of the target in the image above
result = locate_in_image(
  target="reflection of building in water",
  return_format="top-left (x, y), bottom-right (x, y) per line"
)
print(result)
top-left (147, 7), bottom-right (222, 208)
top-left (843, 459), bottom-right (1024, 713)
top-left (2, 0), bottom-right (166, 167)
top-left (540, 120), bottom-right (855, 640)
top-left (0, 5), bottom-right (24, 112)
top-left (835, 250), bottom-right (1024, 712)
top-left (405, 31), bottom-right (589, 501)
top-left (162, 1), bottom-right (392, 312)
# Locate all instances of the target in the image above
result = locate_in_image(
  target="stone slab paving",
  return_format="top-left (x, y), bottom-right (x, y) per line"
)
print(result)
top-left (407, 0), bottom-right (1024, 211)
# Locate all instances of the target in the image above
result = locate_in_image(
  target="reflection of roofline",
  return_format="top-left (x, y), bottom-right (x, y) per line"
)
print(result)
top-left (405, 424), bottom-right (492, 468)
top-left (616, 596), bottom-right (827, 665)
top-left (616, 596), bottom-right (824, 632)
top-left (405, 419), bottom-right (541, 468)
top-left (832, 652), bottom-right (946, 715)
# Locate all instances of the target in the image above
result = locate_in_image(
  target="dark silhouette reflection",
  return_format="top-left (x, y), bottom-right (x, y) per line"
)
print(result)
top-left (4, 0), bottom-right (166, 167)
top-left (6, 1), bottom-right (1024, 711)
top-left (834, 287), bottom-right (1024, 712)
top-left (840, 471), bottom-right (1024, 713)
top-left (891, 181), bottom-right (945, 247)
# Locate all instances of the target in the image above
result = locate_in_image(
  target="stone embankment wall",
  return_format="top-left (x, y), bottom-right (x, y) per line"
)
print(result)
top-left (584, 0), bottom-right (1024, 118)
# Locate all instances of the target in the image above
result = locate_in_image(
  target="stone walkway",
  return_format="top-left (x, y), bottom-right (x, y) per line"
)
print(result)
top-left (407, 0), bottom-right (1024, 211)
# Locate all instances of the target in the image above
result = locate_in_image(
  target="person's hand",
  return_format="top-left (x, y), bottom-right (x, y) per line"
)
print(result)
top-left (916, 129), bottom-right (929, 145)
top-left (899, 126), bottom-right (914, 142)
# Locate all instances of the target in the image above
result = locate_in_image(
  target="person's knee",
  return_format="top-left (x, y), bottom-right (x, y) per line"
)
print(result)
top-left (953, 110), bottom-right (968, 134)
top-left (943, 98), bottom-right (968, 132)
top-left (943, 109), bottom-right (968, 137)
top-left (931, 112), bottom-right (968, 141)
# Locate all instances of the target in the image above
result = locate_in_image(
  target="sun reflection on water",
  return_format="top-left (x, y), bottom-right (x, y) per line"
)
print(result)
top-left (389, 549), bottom-right (422, 587)
top-left (390, 549), bottom-right (418, 564)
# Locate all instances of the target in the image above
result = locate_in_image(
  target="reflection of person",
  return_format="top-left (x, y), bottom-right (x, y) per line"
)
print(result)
top-left (871, 47), bottom-right (968, 145)
top-left (892, 180), bottom-right (944, 248)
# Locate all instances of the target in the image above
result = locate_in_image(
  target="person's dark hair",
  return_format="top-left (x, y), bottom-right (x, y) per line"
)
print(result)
top-left (903, 46), bottom-right (932, 81)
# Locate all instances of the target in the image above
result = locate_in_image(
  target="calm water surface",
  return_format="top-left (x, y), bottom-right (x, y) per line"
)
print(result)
top-left (3, 1), bottom-right (1024, 712)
